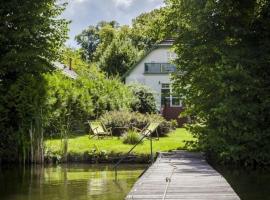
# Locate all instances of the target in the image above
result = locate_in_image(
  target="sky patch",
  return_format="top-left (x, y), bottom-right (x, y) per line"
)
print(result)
top-left (62, 0), bottom-right (164, 47)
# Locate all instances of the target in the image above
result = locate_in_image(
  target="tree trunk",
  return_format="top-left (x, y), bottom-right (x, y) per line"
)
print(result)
top-left (30, 122), bottom-right (34, 163)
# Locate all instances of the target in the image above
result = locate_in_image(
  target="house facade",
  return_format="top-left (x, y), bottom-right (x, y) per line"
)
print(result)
top-left (124, 40), bottom-right (185, 125)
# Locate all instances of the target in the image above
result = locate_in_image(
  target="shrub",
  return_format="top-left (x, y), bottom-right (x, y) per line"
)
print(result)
top-left (122, 130), bottom-right (142, 145)
top-left (170, 120), bottom-right (178, 130)
top-left (78, 70), bottom-right (135, 118)
top-left (44, 65), bottom-right (135, 136)
top-left (99, 111), bottom-right (173, 136)
top-left (98, 110), bottom-right (133, 136)
top-left (128, 83), bottom-right (157, 114)
top-left (157, 121), bottom-right (172, 136)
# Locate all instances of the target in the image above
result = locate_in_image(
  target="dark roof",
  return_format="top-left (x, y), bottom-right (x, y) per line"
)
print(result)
top-left (158, 39), bottom-right (174, 46)
top-left (122, 40), bottom-right (174, 79)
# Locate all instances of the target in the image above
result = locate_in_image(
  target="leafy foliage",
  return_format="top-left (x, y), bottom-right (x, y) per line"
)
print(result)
top-left (75, 26), bottom-right (99, 61)
top-left (0, 74), bottom-right (48, 162)
top-left (78, 71), bottom-right (134, 118)
top-left (131, 8), bottom-right (168, 50)
top-left (128, 83), bottom-right (157, 114)
top-left (166, 0), bottom-right (270, 165)
top-left (99, 111), bottom-right (173, 136)
top-left (75, 8), bottom-right (171, 76)
top-left (0, 0), bottom-right (68, 81)
top-left (122, 130), bottom-right (142, 145)
top-left (44, 65), bottom-right (134, 135)
top-left (0, 0), bottom-right (68, 162)
top-left (44, 72), bottom-right (93, 136)
top-left (97, 37), bottom-right (138, 76)
top-left (61, 48), bottom-right (91, 74)
top-left (75, 21), bottom-right (119, 62)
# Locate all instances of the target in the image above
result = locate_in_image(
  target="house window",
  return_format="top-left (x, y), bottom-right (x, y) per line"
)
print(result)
top-left (171, 97), bottom-right (181, 106)
top-left (161, 64), bottom-right (176, 73)
top-left (161, 83), bottom-right (171, 106)
top-left (145, 63), bottom-right (176, 74)
top-left (161, 83), bottom-right (182, 107)
top-left (145, 63), bottom-right (162, 73)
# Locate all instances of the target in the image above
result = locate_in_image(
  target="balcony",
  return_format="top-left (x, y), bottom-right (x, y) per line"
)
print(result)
top-left (144, 63), bottom-right (176, 74)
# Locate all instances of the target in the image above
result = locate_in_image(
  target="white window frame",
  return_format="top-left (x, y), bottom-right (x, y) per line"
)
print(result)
top-left (170, 96), bottom-right (182, 107)
top-left (161, 83), bottom-right (182, 107)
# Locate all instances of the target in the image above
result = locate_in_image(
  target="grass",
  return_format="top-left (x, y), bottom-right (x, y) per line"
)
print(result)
top-left (45, 128), bottom-right (195, 156)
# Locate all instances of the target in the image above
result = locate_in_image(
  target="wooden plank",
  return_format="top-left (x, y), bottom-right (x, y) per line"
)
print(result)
top-left (125, 150), bottom-right (240, 200)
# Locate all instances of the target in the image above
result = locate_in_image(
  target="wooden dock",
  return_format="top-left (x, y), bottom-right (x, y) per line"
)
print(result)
top-left (126, 151), bottom-right (240, 200)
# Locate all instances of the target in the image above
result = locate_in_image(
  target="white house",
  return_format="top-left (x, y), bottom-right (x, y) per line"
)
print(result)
top-left (124, 39), bottom-right (184, 125)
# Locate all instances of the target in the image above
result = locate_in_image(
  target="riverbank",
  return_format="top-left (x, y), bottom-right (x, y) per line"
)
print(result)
top-left (45, 128), bottom-right (195, 163)
top-left (0, 164), bottom-right (146, 200)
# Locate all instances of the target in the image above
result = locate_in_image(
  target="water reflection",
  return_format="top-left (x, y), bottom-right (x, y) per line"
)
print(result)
top-left (1, 164), bottom-right (269, 200)
top-left (214, 166), bottom-right (270, 200)
top-left (0, 164), bottom-right (146, 200)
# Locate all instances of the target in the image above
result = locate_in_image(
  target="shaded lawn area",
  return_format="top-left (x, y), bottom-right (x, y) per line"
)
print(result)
top-left (45, 128), bottom-right (195, 155)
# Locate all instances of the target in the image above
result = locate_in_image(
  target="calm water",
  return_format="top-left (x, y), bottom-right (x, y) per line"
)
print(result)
top-left (215, 166), bottom-right (270, 200)
top-left (0, 164), bottom-right (270, 200)
top-left (0, 164), bottom-right (146, 200)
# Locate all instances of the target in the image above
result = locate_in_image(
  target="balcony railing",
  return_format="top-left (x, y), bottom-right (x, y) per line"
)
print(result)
top-left (144, 63), bottom-right (176, 74)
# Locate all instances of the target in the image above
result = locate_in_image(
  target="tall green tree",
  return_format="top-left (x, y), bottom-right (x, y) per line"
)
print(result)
top-left (75, 20), bottom-right (119, 62)
top-left (97, 37), bottom-right (138, 76)
top-left (0, 0), bottom-right (68, 162)
top-left (131, 8), bottom-right (168, 50)
top-left (75, 9), bottom-right (171, 76)
top-left (75, 26), bottom-right (99, 61)
top-left (0, 0), bottom-right (68, 82)
top-left (93, 24), bottom-right (117, 62)
top-left (166, 0), bottom-right (270, 165)
top-left (76, 22), bottom-right (139, 76)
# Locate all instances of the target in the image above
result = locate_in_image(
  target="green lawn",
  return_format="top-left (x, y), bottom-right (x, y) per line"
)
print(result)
top-left (45, 128), bottom-right (195, 156)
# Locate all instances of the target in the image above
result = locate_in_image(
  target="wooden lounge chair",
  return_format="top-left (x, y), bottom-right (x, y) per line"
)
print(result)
top-left (134, 122), bottom-right (160, 139)
top-left (88, 121), bottom-right (112, 139)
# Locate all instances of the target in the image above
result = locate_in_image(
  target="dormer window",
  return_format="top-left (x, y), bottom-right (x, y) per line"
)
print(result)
top-left (144, 63), bottom-right (176, 74)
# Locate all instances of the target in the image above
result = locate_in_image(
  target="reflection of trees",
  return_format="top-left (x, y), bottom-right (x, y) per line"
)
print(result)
top-left (88, 178), bottom-right (107, 196)
top-left (0, 165), bottom-right (145, 200)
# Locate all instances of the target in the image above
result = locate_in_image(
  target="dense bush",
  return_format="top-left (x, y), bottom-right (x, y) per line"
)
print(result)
top-left (62, 50), bottom-right (135, 119)
top-left (166, 0), bottom-right (270, 165)
top-left (97, 37), bottom-right (139, 76)
top-left (44, 66), bottom-right (135, 136)
top-left (122, 130), bottom-right (142, 145)
top-left (0, 74), bottom-right (48, 162)
top-left (0, 62), bottom-right (135, 163)
top-left (0, 0), bottom-right (68, 163)
top-left (44, 72), bottom-right (93, 136)
top-left (99, 111), bottom-right (173, 137)
top-left (80, 76), bottom-right (134, 118)
top-left (128, 83), bottom-right (157, 114)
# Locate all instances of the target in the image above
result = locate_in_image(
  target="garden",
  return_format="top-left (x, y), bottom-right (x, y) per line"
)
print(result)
top-left (1, 0), bottom-right (270, 199)
top-left (0, 47), bottom-right (192, 163)
top-left (1, 0), bottom-right (269, 168)
top-left (43, 107), bottom-right (194, 163)
top-left (45, 127), bottom-right (194, 163)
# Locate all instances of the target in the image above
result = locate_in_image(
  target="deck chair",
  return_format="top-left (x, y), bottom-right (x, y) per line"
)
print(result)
top-left (88, 121), bottom-right (112, 139)
top-left (134, 122), bottom-right (160, 139)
